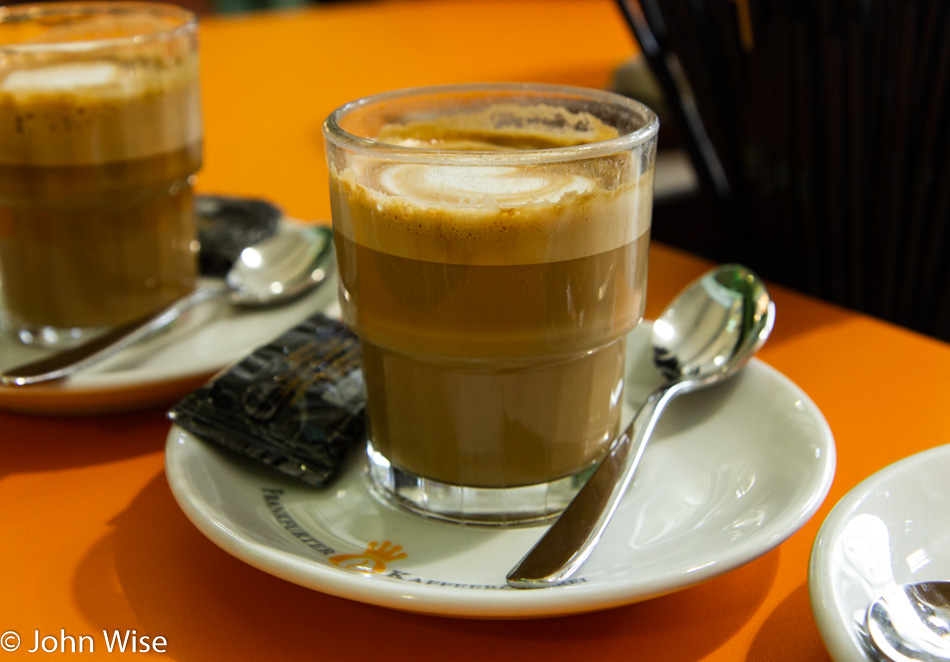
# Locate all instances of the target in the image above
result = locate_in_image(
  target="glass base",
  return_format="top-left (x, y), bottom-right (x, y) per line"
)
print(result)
top-left (0, 318), bottom-right (107, 349)
top-left (365, 440), bottom-right (594, 527)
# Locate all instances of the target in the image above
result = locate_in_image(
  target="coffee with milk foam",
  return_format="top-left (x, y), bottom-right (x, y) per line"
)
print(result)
top-left (0, 9), bottom-right (202, 335)
top-left (330, 104), bottom-right (653, 488)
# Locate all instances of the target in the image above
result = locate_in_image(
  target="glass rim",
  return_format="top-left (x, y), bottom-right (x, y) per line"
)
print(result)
top-left (323, 82), bottom-right (659, 166)
top-left (0, 1), bottom-right (197, 54)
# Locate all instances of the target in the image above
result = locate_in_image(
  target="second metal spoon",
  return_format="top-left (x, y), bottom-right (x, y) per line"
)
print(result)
top-left (0, 225), bottom-right (334, 386)
top-left (507, 263), bottom-right (775, 589)
top-left (866, 581), bottom-right (950, 662)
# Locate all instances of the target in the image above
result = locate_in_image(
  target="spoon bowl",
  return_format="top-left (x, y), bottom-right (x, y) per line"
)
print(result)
top-left (0, 225), bottom-right (334, 386)
top-left (226, 226), bottom-right (334, 307)
top-left (866, 581), bottom-right (950, 662)
top-left (506, 263), bottom-right (774, 588)
top-left (653, 264), bottom-right (774, 382)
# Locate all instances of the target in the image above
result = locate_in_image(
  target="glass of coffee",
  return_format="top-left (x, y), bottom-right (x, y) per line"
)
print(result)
top-left (324, 83), bottom-right (658, 525)
top-left (0, 2), bottom-right (202, 347)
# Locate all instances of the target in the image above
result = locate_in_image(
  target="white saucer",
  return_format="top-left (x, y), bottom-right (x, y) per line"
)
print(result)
top-left (165, 323), bottom-right (835, 618)
top-left (0, 273), bottom-right (339, 415)
top-left (809, 444), bottom-right (950, 661)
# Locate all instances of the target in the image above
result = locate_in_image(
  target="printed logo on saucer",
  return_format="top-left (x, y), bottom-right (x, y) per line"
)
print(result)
top-left (330, 541), bottom-right (408, 573)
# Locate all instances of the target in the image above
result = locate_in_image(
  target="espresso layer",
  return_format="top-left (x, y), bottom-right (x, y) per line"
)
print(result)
top-left (0, 144), bottom-right (200, 329)
top-left (335, 232), bottom-right (649, 359)
top-left (363, 337), bottom-right (626, 487)
top-left (336, 234), bottom-right (648, 486)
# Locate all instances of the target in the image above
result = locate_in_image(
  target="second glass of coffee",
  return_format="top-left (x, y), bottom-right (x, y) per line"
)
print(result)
top-left (324, 83), bottom-right (658, 525)
top-left (0, 2), bottom-right (203, 347)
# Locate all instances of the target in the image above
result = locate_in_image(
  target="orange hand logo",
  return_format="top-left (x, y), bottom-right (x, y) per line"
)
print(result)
top-left (329, 541), bottom-right (408, 573)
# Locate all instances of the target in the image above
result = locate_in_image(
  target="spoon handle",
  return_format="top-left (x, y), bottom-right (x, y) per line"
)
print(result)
top-left (0, 284), bottom-right (226, 386)
top-left (506, 380), bottom-right (689, 589)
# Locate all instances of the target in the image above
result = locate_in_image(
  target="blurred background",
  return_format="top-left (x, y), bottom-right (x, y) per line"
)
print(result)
top-left (4, 0), bottom-right (945, 343)
top-left (612, 0), bottom-right (950, 343)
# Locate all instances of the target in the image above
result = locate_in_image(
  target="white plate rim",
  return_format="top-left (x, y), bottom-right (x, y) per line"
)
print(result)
top-left (0, 258), bottom-right (338, 413)
top-left (808, 443), bottom-right (950, 662)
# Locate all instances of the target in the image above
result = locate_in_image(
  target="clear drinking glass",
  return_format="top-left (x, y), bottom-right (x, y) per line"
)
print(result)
top-left (324, 83), bottom-right (658, 525)
top-left (0, 2), bottom-right (203, 347)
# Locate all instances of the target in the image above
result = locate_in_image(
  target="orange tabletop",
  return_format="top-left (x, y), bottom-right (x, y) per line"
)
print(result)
top-left (2, 1), bottom-right (950, 660)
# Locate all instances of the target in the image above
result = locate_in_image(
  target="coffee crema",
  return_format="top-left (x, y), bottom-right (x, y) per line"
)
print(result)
top-left (0, 9), bottom-right (202, 336)
top-left (330, 105), bottom-right (653, 488)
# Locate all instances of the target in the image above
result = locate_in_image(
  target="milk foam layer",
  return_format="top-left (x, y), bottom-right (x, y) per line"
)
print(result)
top-left (331, 159), bottom-right (652, 266)
top-left (330, 103), bottom-right (654, 265)
top-left (2, 62), bottom-right (121, 91)
top-left (380, 164), bottom-right (596, 205)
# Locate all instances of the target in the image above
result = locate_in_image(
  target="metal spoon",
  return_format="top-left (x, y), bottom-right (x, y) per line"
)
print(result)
top-left (866, 581), bottom-right (950, 662)
top-left (506, 263), bottom-right (775, 589)
top-left (0, 225), bottom-right (334, 386)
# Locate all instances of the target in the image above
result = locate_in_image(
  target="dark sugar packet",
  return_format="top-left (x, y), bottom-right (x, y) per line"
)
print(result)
top-left (168, 313), bottom-right (365, 487)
